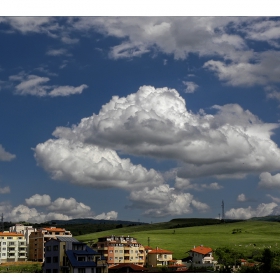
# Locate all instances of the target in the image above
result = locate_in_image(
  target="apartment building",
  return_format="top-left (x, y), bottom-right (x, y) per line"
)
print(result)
top-left (9, 224), bottom-right (35, 258)
top-left (92, 235), bottom-right (145, 267)
top-left (29, 227), bottom-right (72, 262)
top-left (0, 232), bottom-right (27, 263)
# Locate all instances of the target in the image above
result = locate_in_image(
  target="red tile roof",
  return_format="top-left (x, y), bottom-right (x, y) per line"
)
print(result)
top-left (109, 263), bottom-right (148, 271)
top-left (42, 227), bottom-right (65, 232)
top-left (144, 246), bottom-right (153, 250)
top-left (148, 248), bottom-right (173, 254)
top-left (190, 246), bottom-right (212, 255)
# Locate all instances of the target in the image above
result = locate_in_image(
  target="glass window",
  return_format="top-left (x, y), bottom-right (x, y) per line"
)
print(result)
top-left (2, 253), bottom-right (6, 256)
top-left (46, 246), bottom-right (51, 251)
top-left (53, 256), bottom-right (59, 263)
top-left (53, 269), bottom-right (58, 273)
top-left (46, 257), bottom-right (51, 263)
top-left (46, 269), bottom-right (51, 273)
top-left (78, 268), bottom-right (85, 273)
top-left (53, 245), bottom-right (58, 251)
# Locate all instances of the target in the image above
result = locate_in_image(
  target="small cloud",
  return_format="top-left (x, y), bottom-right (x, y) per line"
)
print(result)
top-left (93, 211), bottom-right (118, 220)
top-left (9, 72), bottom-right (88, 97)
top-left (46, 48), bottom-right (71, 56)
top-left (0, 186), bottom-right (10, 194)
top-left (201, 182), bottom-right (223, 190)
top-left (237, 193), bottom-right (246, 202)
top-left (163, 59), bottom-right (167, 65)
top-left (0, 144), bottom-right (16, 161)
top-left (183, 81), bottom-right (199, 93)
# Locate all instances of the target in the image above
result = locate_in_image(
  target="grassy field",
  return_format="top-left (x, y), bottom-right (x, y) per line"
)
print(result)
top-left (0, 261), bottom-right (42, 273)
top-left (75, 220), bottom-right (280, 260)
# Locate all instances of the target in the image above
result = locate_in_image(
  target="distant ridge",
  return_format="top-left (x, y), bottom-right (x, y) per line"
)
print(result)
top-left (248, 215), bottom-right (280, 222)
top-left (49, 218), bottom-right (147, 225)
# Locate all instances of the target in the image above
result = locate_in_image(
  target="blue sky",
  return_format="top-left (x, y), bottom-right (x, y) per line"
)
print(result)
top-left (1, 11), bottom-right (280, 223)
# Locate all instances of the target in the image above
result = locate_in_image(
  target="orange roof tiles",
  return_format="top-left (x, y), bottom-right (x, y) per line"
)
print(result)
top-left (0, 232), bottom-right (24, 236)
top-left (190, 245), bottom-right (212, 255)
top-left (148, 248), bottom-right (173, 254)
top-left (144, 246), bottom-right (153, 250)
top-left (42, 227), bottom-right (65, 232)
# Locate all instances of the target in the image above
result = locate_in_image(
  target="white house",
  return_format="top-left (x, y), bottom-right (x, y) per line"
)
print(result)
top-left (188, 245), bottom-right (215, 265)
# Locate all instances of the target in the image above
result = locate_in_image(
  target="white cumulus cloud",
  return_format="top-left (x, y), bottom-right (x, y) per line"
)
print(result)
top-left (128, 184), bottom-right (209, 217)
top-left (93, 211), bottom-right (118, 220)
top-left (25, 194), bottom-right (51, 207)
top-left (34, 138), bottom-right (163, 190)
top-left (225, 202), bottom-right (278, 219)
top-left (258, 172), bottom-right (280, 189)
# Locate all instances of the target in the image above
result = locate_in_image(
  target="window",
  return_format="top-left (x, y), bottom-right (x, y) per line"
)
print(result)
top-left (53, 269), bottom-right (58, 273)
top-left (115, 250), bottom-right (118, 253)
top-left (46, 269), bottom-right (51, 273)
top-left (109, 250), bottom-right (113, 253)
top-left (46, 246), bottom-right (51, 251)
top-left (2, 242), bottom-right (6, 245)
top-left (119, 257), bottom-right (123, 259)
top-left (109, 257), bottom-right (113, 260)
top-left (53, 256), bottom-right (58, 263)
top-left (53, 245), bottom-right (58, 251)
top-left (78, 257), bottom-right (85, 261)
top-left (46, 257), bottom-right (51, 263)
top-left (78, 268), bottom-right (85, 273)
top-left (115, 257), bottom-right (118, 260)
top-left (2, 248), bottom-right (6, 251)
top-left (2, 253), bottom-right (6, 256)
top-left (164, 255), bottom-right (167, 259)
top-left (135, 250), bottom-right (138, 253)
top-left (119, 250), bottom-right (123, 253)
top-left (130, 250), bottom-right (133, 253)
top-left (7, 237), bottom-right (12, 239)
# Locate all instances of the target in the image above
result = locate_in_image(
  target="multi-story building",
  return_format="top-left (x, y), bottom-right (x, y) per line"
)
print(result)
top-left (0, 232), bottom-right (27, 263)
top-left (43, 236), bottom-right (78, 273)
top-left (29, 227), bottom-right (72, 262)
top-left (92, 235), bottom-right (145, 267)
top-left (9, 224), bottom-right (35, 258)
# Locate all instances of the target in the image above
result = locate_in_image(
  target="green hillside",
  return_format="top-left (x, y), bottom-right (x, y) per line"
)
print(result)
top-left (75, 220), bottom-right (280, 260)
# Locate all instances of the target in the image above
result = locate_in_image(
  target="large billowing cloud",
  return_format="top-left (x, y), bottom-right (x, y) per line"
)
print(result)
top-left (34, 138), bottom-right (163, 190)
top-left (225, 202), bottom-right (278, 219)
top-left (48, 86), bottom-right (280, 179)
top-left (0, 144), bottom-right (16, 161)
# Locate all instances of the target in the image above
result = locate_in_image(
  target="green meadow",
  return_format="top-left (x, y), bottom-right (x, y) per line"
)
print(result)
top-left (75, 220), bottom-right (280, 260)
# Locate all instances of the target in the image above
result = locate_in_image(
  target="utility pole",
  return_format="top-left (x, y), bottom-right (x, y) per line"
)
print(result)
top-left (1, 213), bottom-right (4, 232)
